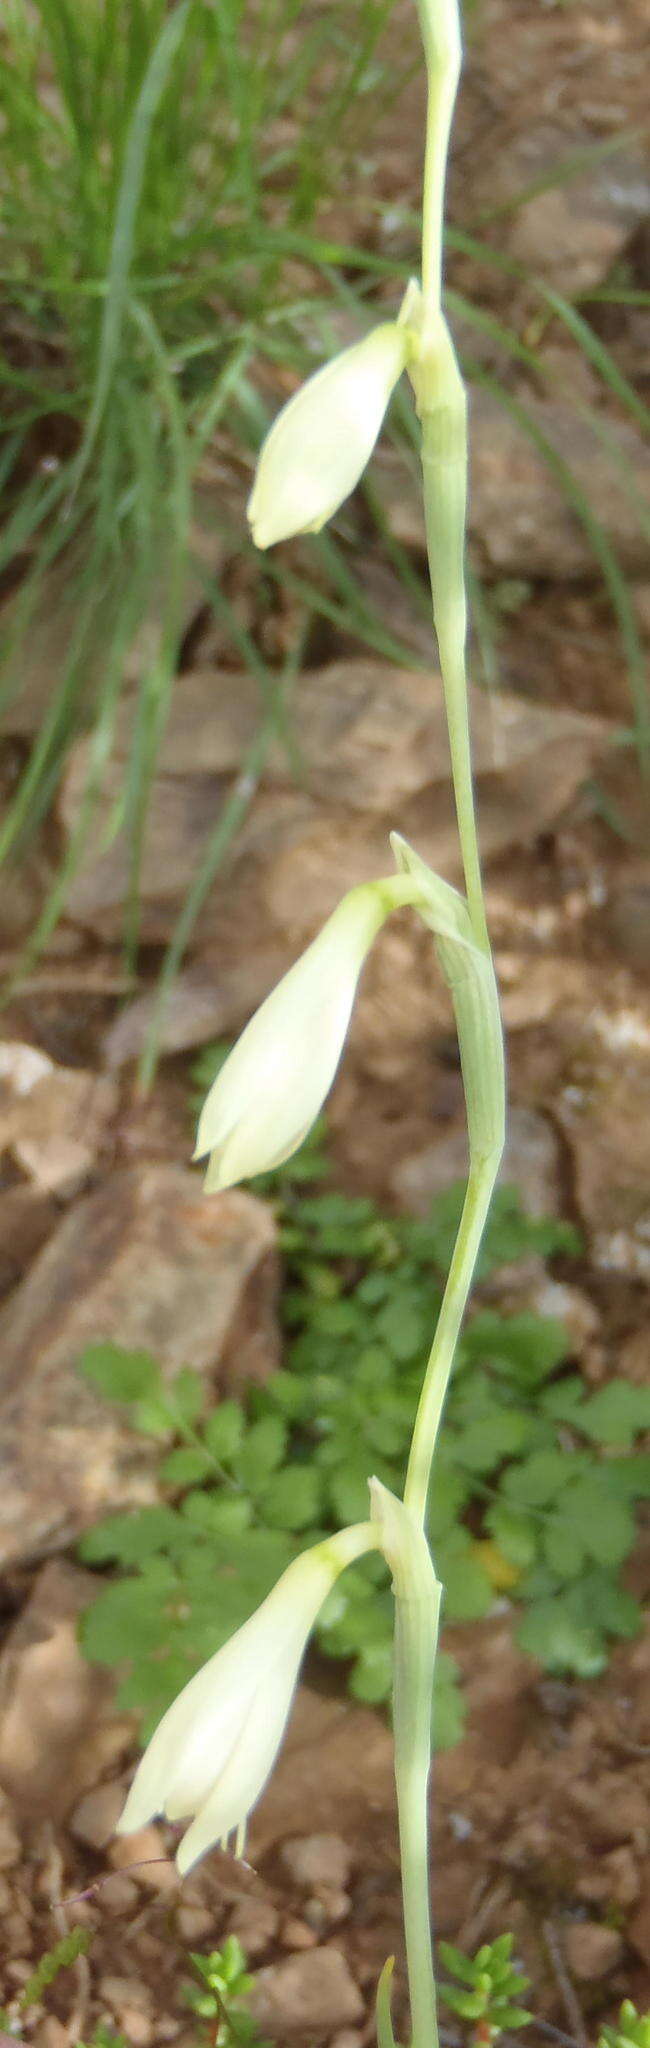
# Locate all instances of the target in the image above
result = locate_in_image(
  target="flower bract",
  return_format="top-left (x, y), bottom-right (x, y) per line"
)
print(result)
top-left (248, 321), bottom-right (409, 548)
top-left (116, 1531), bottom-right (372, 1873)
top-left (194, 882), bottom-right (389, 1190)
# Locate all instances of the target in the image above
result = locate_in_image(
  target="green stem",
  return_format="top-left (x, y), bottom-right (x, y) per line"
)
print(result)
top-left (393, 1571), bottom-right (442, 2048)
top-left (388, 5), bottom-right (505, 2043)
top-left (404, 1152), bottom-right (500, 1525)
top-left (416, 0), bottom-right (461, 308)
top-left (421, 387), bottom-right (489, 951)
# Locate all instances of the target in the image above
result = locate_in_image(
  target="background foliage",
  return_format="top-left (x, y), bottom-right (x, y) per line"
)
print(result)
top-left (78, 1111), bottom-right (650, 1746)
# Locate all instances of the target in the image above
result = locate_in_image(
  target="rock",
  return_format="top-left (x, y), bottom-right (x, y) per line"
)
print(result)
top-left (510, 1276), bottom-right (603, 1380)
top-left (445, 1617), bottom-right (534, 1769)
top-left (392, 1103), bottom-right (561, 1218)
top-left (62, 662), bottom-right (609, 943)
top-left (508, 154), bottom-right (650, 296)
top-left (228, 1897), bottom-right (279, 1959)
top-left (563, 1921), bottom-right (624, 1981)
top-left (69, 1780), bottom-right (126, 1850)
top-left (249, 1948), bottom-right (364, 2036)
top-left (629, 1885), bottom-right (650, 1967)
top-left (556, 1041), bottom-right (650, 1277)
top-left (374, 392), bottom-right (649, 582)
top-left (0, 1041), bottom-right (116, 1195)
top-left (578, 1846), bottom-right (640, 1911)
top-left (0, 1790), bottom-right (21, 1869)
top-left (279, 1916), bottom-right (319, 1951)
top-left (0, 1561), bottom-right (131, 1818)
top-left (0, 1182), bottom-right (59, 1298)
top-left (102, 951), bottom-right (289, 1068)
top-left (279, 1835), bottom-right (353, 1891)
top-left (603, 880), bottom-right (650, 973)
top-left (176, 1903), bottom-right (216, 1943)
top-left (0, 1165), bottom-right (279, 1568)
top-left (33, 2022), bottom-right (71, 2048)
top-left (619, 1325), bottom-right (650, 1387)
top-left (102, 1872), bottom-right (140, 1916)
top-left (249, 1690), bottom-right (395, 1860)
top-left (567, 1773), bottom-right (645, 1850)
top-left (303, 1888), bottom-right (351, 1932)
top-left (101, 1977), bottom-right (154, 2047)
top-left (109, 1823), bottom-right (177, 1891)
top-left (470, 392), bottom-right (649, 582)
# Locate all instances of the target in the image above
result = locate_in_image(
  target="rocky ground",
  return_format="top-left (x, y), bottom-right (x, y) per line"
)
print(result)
top-left (0, 0), bottom-right (649, 2037)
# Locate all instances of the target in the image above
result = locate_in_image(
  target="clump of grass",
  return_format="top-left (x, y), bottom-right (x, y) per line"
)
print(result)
top-left (0, 0), bottom-right (647, 1002)
top-left (0, 0), bottom-right (407, 958)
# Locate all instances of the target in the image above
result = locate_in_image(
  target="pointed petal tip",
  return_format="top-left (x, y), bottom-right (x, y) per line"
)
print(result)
top-left (203, 1154), bottom-right (237, 1195)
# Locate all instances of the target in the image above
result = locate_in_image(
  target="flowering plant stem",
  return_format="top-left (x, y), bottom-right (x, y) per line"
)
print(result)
top-left (385, 0), bottom-right (506, 2043)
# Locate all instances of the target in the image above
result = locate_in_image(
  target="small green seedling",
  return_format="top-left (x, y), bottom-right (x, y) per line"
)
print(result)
top-left (185, 1937), bottom-right (270, 2048)
top-left (438, 1933), bottom-right (532, 2045)
top-left (598, 2003), bottom-right (650, 2048)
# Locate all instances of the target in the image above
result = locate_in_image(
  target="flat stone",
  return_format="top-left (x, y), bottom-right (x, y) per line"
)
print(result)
top-left (70, 1780), bottom-right (126, 1850)
top-left (249, 1948), bottom-right (364, 2037)
top-left (508, 154), bottom-right (649, 296)
top-left (470, 392), bottom-right (649, 581)
top-left (228, 1897), bottom-right (279, 1959)
top-left (279, 1916), bottom-right (319, 1951)
top-left (279, 1835), bottom-right (353, 1891)
top-left (176, 1904), bottom-right (215, 1943)
top-left (0, 1790), bottom-right (21, 1870)
top-left (0, 1041), bottom-right (116, 1196)
top-left (0, 1182), bottom-right (59, 1299)
top-left (33, 2022), bottom-right (70, 2048)
top-left (303, 1889), bottom-right (350, 1933)
top-left (109, 1823), bottom-right (177, 1890)
top-left (100, 1977), bottom-right (154, 2047)
top-left (629, 1885), bottom-right (650, 1967)
top-left (556, 1041), bottom-right (650, 1277)
top-left (62, 663), bottom-right (609, 944)
top-left (0, 1561), bottom-right (132, 1819)
top-left (563, 1921), bottom-right (624, 1981)
top-left (578, 1846), bottom-right (640, 1911)
top-left (249, 1690), bottom-right (395, 1859)
top-left (392, 1104), bottom-right (561, 1218)
top-left (0, 1165), bottom-right (278, 1568)
top-left (374, 393), bottom-right (649, 582)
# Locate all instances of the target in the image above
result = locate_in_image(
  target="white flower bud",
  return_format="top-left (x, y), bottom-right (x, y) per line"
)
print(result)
top-left (194, 882), bottom-right (391, 1191)
top-left (248, 322), bottom-right (409, 548)
top-left (116, 1527), bottom-right (373, 1874)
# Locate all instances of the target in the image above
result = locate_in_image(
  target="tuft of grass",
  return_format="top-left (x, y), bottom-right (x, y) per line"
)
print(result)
top-left (0, 0), bottom-right (405, 957)
top-left (0, 0), bottom-right (647, 1008)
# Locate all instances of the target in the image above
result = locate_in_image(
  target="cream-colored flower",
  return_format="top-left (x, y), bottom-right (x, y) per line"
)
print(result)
top-left (194, 882), bottom-right (390, 1191)
top-left (116, 1527), bottom-right (373, 1874)
top-left (248, 321), bottom-right (409, 548)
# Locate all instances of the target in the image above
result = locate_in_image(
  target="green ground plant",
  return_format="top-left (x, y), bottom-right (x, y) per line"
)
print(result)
top-left (3, 1924), bottom-right (648, 2048)
top-left (438, 1933), bottom-right (531, 2044)
top-left (78, 1121), bottom-right (650, 1744)
top-left (184, 1937), bottom-right (270, 2048)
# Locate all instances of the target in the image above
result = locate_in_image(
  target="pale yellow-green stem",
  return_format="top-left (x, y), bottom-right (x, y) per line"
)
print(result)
top-left (421, 351), bottom-right (489, 953)
top-left (415, 0), bottom-right (461, 309)
top-left (389, 4), bottom-right (506, 2047)
top-left (404, 1155), bottom-right (499, 1524)
top-left (392, 1567), bottom-right (442, 2048)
